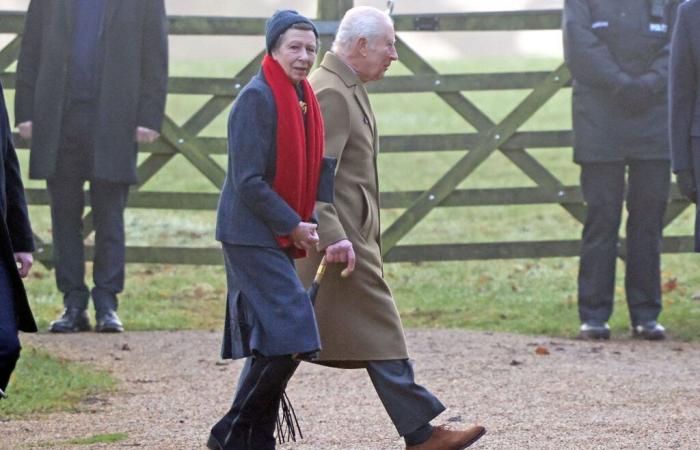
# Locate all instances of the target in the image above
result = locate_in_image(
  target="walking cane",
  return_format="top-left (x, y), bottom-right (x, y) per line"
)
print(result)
top-left (277, 254), bottom-right (351, 443)
top-left (276, 255), bottom-right (328, 444)
top-left (307, 255), bottom-right (328, 305)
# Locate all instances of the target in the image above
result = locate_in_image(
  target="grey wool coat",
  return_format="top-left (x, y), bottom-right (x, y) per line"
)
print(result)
top-left (669, 0), bottom-right (700, 251)
top-left (14, 0), bottom-right (168, 184)
top-left (216, 73), bottom-right (334, 360)
top-left (0, 83), bottom-right (36, 333)
top-left (297, 52), bottom-right (409, 367)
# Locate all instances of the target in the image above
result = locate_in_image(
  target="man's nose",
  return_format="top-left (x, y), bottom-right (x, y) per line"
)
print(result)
top-left (389, 46), bottom-right (398, 61)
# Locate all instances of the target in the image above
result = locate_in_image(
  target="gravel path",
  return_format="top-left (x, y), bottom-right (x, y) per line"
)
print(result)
top-left (3, 330), bottom-right (700, 449)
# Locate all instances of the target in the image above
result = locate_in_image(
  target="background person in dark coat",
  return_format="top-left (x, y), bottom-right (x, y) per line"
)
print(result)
top-left (14, 0), bottom-right (168, 333)
top-left (0, 81), bottom-right (36, 398)
top-left (563, 0), bottom-right (680, 340)
top-left (670, 0), bottom-right (700, 251)
top-left (207, 10), bottom-right (333, 450)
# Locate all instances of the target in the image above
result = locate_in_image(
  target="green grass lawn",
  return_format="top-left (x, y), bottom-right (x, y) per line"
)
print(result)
top-left (9, 56), bottom-right (700, 342)
top-left (0, 348), bottom-right (116, 418)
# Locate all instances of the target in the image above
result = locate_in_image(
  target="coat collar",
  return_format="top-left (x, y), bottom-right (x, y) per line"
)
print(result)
top-left (319, 52), bottom-right (376, 137)
top-left (62, 0), bottom-right (119, 38)
top-left (319, 51), bottom-right (361, 89)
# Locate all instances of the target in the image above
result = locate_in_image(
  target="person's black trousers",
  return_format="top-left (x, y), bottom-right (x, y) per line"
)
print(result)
top-left (47, 100), bottom-right (129, 313)
top-left (578, 160), bottom-right (670, 325)
top-left (0, 259), bottom-right (21, 392)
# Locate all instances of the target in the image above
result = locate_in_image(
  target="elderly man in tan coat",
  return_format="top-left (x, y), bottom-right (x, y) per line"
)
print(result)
top-left (298, 6), bottom-right (486, 450)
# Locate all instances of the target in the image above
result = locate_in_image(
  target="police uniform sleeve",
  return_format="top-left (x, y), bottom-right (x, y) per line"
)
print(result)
top-left (638, 1), bottom-right (683, 96)
top-left (669, 4), bottom-right (696, 173)
top-left (562, 0), bottom-right (633, 91)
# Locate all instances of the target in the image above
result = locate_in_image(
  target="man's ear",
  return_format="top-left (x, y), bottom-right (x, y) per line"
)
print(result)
top-left (357, 37), bottom-right (369, 56)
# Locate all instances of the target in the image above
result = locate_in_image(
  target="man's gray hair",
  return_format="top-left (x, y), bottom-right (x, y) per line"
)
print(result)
top-left (331, 6), bottom-right (393, 53)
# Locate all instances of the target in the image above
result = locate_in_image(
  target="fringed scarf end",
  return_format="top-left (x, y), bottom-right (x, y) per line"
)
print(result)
top-left (275, 390), bottom-right (303, 444)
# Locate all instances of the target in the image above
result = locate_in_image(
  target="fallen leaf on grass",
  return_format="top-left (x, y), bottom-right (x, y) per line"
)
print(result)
top-left (477, 274), bottom-right (493, 287)
top-left (534, 346), bottom-right (550, 356)
top-left (662, 278), bottom-right (678, 294)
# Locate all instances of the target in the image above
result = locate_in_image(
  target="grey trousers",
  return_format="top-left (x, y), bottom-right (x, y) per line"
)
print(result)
top-left (366, 359), bottom-right (445, 437)
top-left (47, 99), bottom-right (130, 313)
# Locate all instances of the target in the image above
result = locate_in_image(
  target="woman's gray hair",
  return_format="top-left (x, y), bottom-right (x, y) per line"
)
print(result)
top-left (331, 6), bottom-right (393, 53)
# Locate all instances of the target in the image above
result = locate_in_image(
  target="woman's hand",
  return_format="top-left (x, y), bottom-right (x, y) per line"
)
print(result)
top-left (291, 222), bottom-right (319, 250)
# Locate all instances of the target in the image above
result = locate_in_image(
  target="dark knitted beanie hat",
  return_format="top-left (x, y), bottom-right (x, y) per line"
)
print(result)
top-left (265, 9), bottom-right (319, 54)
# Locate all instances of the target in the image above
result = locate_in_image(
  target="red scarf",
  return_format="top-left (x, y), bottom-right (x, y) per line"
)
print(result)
top-left (262, 54), bottom-right (324, 258)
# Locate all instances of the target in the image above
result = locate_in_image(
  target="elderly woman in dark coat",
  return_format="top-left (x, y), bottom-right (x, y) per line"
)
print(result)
top-left (0, 81), bottom-right (35, 399)
top-left (207, 10), bottom-right (331, 450)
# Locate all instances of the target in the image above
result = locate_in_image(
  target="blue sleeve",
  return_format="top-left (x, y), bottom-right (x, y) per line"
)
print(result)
top-left (1, 84), bottom-right (34, 252)
top-left (228, 85), bottom-right (301, 236)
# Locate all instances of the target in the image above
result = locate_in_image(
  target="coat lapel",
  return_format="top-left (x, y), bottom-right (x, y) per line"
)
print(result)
top-left (320, 52), bottom-right (376, 139)
top-left (353, 84), bottom-right (376, 140)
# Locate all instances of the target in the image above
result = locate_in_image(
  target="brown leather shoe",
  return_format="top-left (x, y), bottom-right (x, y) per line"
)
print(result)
top-left (406, 424), bottom-right (486, 450)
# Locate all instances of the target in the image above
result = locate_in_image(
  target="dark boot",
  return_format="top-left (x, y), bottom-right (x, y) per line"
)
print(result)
top-left (0, 356), bottom-right (19, 393)
top-left (95, 309), bottom-right (123, 333)
top-left (49, 307), bottom-right (91, 333)
top-left (219, 355), bottom-right (298, 449)
top-left (93, 289), bottom-right (123, 333)
top-left (207, 415), bottom-right (233, 450)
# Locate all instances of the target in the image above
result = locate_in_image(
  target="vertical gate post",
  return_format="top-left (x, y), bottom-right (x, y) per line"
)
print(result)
top-left (317, 0), bottom-right (353, 51)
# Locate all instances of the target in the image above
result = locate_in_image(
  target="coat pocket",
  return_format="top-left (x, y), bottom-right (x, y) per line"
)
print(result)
top-left (358, 184), bottom-right (374, 242)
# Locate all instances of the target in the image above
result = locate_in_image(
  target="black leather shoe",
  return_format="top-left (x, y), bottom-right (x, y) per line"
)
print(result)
top-left (95, 309), bottom-right (124, 333)
top-left (632, 321), bottom-right (666, 340)
top-left (49, 307), bottom-right (91, 333)
top-left (578, 322), bottom-right (610, 340)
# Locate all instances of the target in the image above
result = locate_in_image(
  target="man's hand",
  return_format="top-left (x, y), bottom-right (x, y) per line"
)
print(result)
top-left (676, 170), bottom-right (697, 203)
top-left (291, 222), bottom-right (319, 251)
top-left (18, 121), bottom-right (32, 139)
top-left (14, 252), bottom-right (33, 278)
top-left (135, 126), bottom-right (160, 143)
top-left (325, 239), bottom-right (355, 277)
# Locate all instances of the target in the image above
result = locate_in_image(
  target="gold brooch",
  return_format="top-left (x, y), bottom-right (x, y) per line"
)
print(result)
top-left (299, 100), bottom-right (307, 114)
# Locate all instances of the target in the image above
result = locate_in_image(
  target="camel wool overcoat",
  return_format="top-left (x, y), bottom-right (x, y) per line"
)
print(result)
top-left (297, 52), bottom-right (408, 367)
